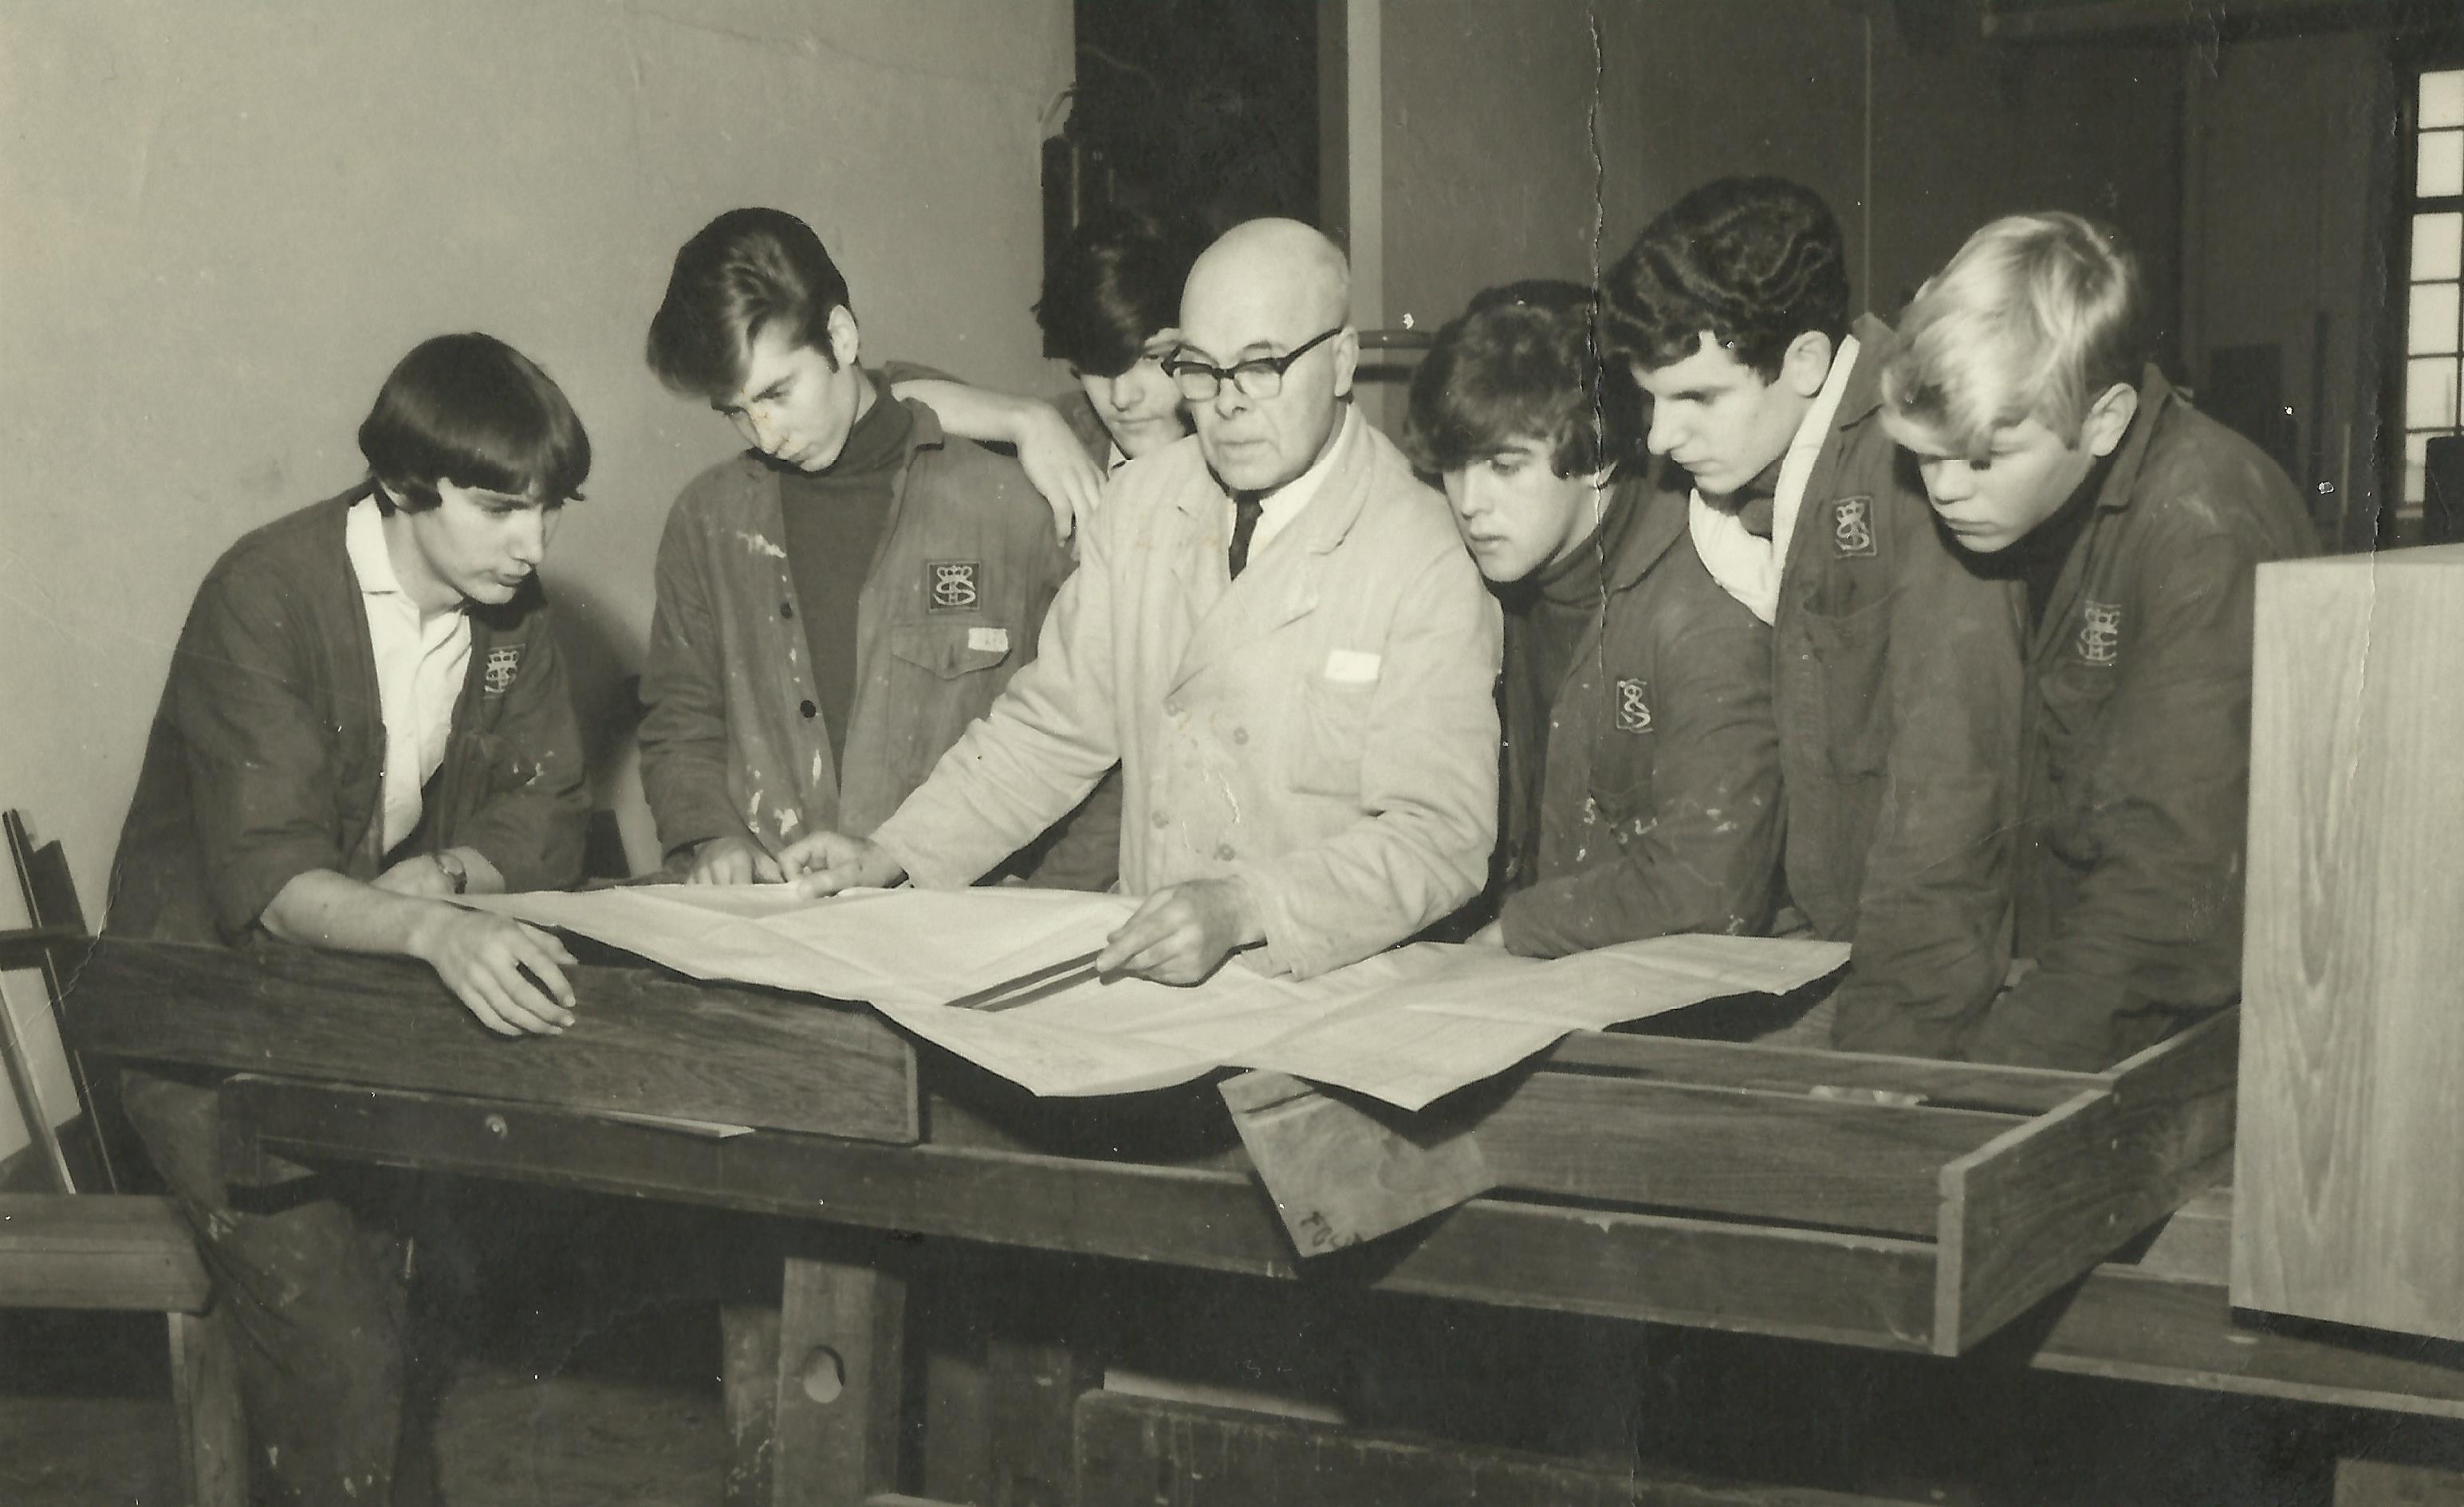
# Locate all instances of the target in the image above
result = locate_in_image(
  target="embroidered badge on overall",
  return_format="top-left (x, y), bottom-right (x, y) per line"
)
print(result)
top-left (2076, 599), bottom-right (2124, 667)
top-left (482, 646), bottom-right (522, 695)
top-left (1832, 496), bottom-right (1877, 558)
top-left (1614, 677), bottom-right (1654, 734)
top-left (928, 561), bottom-right (979, 612)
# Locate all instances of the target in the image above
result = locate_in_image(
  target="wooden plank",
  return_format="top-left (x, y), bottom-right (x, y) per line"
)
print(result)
top-left (0, 1193), bottom-right (213, 1312)
top-left (722, 1303), bottom-right (782, 1507)
top-left (1226, 1066), bottom-right (2013, 1246)
top-left (1543, 1031), bottom-right (2098, 1114)
top-left (0, 924), bottom-right (85, 970)
top-left (1477, 1075), bottom-right (2009, 1237)
top-left (1982, 0), bottom-right (2395, 42)
top-left (2029, 1262), bottom-right (2464, 1420)
top-left (167, 1307), bottom-right (246, 1507)
top-left (1072, 1389), bottom-right (1934, 1506)
top-left (1222, 1069), bottom-right (1495, 1255)
top-left (70, 935), bottom-right (919, 1144)
top-left (2235, 549), bottom-right (2464, 1339)
top-left (2133, 1185), bottom-right (2235, 1281)
top-left (1935, 1011), bottom-right (2238, 1354)
top-left (986, 1335), bottom-right (1101, 1507)
top-left (773, 1249), bottom-right (907, 1507)
top-left (2334, 1456), bottom-right (2464, 1506)
top-left (219, 1076), bottom-right (1945, 1353)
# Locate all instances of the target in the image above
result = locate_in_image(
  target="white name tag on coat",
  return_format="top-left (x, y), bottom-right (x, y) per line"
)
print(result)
top-left (1323, 650), bottom-right (1382, 684)
top-left (968, 627), bottom-right (1010, 654)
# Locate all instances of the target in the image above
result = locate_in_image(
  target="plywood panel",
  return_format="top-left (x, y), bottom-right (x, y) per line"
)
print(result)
top-left (2234, 547), bottom-right (2464, 1336)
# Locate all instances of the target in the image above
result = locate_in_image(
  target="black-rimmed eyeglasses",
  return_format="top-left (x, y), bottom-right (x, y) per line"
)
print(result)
top-left (1163, 326), bottom-right (1344, 402)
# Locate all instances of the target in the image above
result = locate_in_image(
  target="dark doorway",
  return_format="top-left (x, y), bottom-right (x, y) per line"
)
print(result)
top-left (1049, 0), bottom-right (1321, 270)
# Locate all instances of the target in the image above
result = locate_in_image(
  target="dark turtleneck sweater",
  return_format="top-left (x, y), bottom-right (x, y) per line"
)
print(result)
top-left (1730, 454), bottom-right (1787, 538)
top-left (2002, 452), bottom-right (2115, 639)
top-left (777, 374), bottom-right (915, 771)
top-left (1510, 486), bottom-right (1639, 776)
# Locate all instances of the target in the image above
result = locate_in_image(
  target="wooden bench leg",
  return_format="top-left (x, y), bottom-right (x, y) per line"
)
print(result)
top-left (167, 1307), bottom-right (245, 1507)
top-left (986, 1334), bottom-right (1100, 1507)
top-left (769, 1250), bottom-right (907, 1507)
top-left (722, 1302), bottom-right (785, 1507)
top-left (919, 1270), bottom-right (992, 1506)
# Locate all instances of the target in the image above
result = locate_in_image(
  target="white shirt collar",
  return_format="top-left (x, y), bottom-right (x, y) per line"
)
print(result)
top-left (1239, 404), bottom-right (1357, 561)
top-left (345, 491), bottom-right (409, 600)
top-left (1687, 334), bottom-right (1861, 626)
top-left (345, 494), bottom-right (473, 854)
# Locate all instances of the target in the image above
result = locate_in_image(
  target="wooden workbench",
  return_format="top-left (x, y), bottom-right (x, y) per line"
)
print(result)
top-left (64, 936), bottom-right (2464, 1504)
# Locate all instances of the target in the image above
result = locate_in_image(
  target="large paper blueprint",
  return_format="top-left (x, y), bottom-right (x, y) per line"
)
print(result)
top-left (466, 887), bottom-right (1846, 1108)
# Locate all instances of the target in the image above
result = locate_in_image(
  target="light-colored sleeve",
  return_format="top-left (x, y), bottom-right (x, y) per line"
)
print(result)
top-left (868, 490), bottom-right (1128, 885)
top-left (1242, 541), bottom-right (1503, 978)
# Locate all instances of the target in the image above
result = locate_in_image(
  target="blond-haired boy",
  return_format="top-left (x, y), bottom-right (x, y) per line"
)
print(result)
top-left (1882, 212), bottom-right (2312, 1068)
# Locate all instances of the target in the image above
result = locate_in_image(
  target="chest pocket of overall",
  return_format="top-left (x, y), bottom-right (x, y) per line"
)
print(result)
top-left (884, 622), bottom-right (1014, 681)
top-left (1585, 685), bottom-right (1658, 829)
top-left (1796, 595), bottom-right (1895, 778)
top-left (2037, 658), bottom-right (2120, 864)
top-left (459, 664), bottom-right (524, 794)
top-left (1289, 673), bottom-right (1377, 798)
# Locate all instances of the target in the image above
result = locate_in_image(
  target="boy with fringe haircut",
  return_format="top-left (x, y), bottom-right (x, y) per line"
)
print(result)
top-left (108, 332), bottom-right (596, 1499)
top-left (1405, 280), bottom-right (1780, 956)
top-left (1882, 212), bottom-right (2313, 1068)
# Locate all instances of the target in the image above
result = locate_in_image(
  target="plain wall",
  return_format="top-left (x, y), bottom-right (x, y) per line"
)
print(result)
top-left (2185, 28), bottom-right (2387, 542)
top-left (0, 0), bottom-right (1072, 1165)
top-left (1380, 1), bottom-right (2182, 356)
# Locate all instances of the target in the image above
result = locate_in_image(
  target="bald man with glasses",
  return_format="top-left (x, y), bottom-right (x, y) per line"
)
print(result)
top-left (785, 218), bottom-right (1500, 984)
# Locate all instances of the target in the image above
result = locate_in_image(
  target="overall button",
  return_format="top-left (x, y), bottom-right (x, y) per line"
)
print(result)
top-left (1151, 811), bottom-right (1170, 828)
top-left (800, 699), bottom-right (818, 718)
top-left (781, 600), bottom-right (796, 620)
top-left (1231, 727), bottom-right (1249, 745)
top-left (1215, 843), bottom-right (1237, 861)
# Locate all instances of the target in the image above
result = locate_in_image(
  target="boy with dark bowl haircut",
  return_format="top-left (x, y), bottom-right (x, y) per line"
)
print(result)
top-left (108, 332), bottom-right (595, 1500)
top-left (1604, 177), bottom-right (2025, 1056)
top-left (1880, 213), bottom-right (2312, 1068)
top-left (1405, 280), bottom-right (1781, 956)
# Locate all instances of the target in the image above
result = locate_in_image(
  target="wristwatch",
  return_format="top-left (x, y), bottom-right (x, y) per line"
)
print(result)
top-left (433, 850), bottom-right (469, 895)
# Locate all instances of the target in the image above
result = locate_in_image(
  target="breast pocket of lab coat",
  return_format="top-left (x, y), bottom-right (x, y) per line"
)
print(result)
top-left (1287, 655), bottom-right (1381, 800)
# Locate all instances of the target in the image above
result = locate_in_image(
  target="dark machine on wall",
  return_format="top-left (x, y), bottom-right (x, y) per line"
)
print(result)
top-left (1041, 0), bottom-right (1318, 356)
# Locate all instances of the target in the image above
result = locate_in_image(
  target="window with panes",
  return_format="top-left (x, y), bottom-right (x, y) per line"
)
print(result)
top-left (2402, 66), bottom-right (2464, 529)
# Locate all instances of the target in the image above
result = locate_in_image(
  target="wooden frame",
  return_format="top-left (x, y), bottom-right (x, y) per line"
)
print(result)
top-left (62, 937), bottom-right (2234, 1358)
top-left (1223, 1011), bottom-right (2238, 1356)
top-left (187, 1035), bottom-right (2227, 1363)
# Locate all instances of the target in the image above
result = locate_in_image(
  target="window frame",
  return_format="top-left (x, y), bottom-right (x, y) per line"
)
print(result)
top-left (2388, 45), bottom-right (2464, 543)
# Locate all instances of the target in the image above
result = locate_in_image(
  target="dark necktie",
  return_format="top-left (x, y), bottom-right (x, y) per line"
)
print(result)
top-left (1228, 491), bottom-right (1265, 580)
